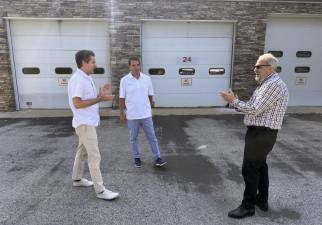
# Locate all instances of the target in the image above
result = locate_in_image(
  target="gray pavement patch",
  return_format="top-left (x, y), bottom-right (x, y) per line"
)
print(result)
top-left (289, 113), bottom-right (322, 123)
top-left (259, 207), bottom-right (301, 222)
top-left (0, 119), bottom-right (23, 127)
top-left (276, 141), bottom-right (322, 176)
top-left (269, 160), bottom-right (304, 177)
top-left (50, 158), bottom-right (66, 173)
top-left (224, 159), bottom-right (244, 185)
top-left (153, 155), bottom-right (222, 194)
top-left (152, 116), bottom-right (223, 194)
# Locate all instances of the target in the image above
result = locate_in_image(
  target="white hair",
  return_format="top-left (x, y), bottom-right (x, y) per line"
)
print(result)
top-left (259, 53), bottom-right (279, 70)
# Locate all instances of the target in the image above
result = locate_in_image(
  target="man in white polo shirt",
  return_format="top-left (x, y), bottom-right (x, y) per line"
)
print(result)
top-left (68, 50), bottom-right (119, 200)
top-left (119, 56), bottom-right (167, 168)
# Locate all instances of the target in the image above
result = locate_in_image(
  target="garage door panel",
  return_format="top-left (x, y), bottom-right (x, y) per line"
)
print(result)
top-left (60, 37), bottom-right (107, 50)
top-left (14, 50), bottom-right (108, 65)
top-left (16, 64), bottom-right (108, 75)
top-left (266, 39), bottom-right (319, 50)
top-left (11, 20), bottom-right (59, 35)
top-left (153, 78), bottom-right (229, 94)
top-left (188, 22), bottom-right (233, 37)
top-left (276, 77), bottom-right (321, 91)
top-left (142, 22), bottom-right (188, 37)
top-left (15, 65), bottom-right (73, 77)
top-left (142, 51), bottom-right (232, 65)
top-left (19, 93), bottom-right (110, 108)
top-left (13, 36), bottom-right (60, 50)
top-left (17, 78), bottom-right (67, 94)
top-left (16, 77), bottom-right (112, 94)
top-left (287, 76), bottom-right (321, 91)
top-left (267, 29), bottom-right (322, 39)
top-left (267, 20), bottom-right (322, 35)
top-left (14, 50), bottom-right (66, 64)
top-left (17, 77), bottom-right (111, 108)
top-left (19, 94), bottom-right (67, 108)
top-left (142, 21), bottom-right (233, 38)
top-left (142, 37), bottom-right (232, 51)
top-left (61, 21), bottom-right (108, 36)
top-left (11, 20), bottom-right (108, 36)
top-left (288, 91), bottom-right (322, 106)
top-left (15, 65), bottom-right (109, 79)
top-left (14, 51), bottom-right (74, 65)
top-left (144, 64), bottom-right (231, 79)
top-left (13, 36), bottom-right (107, 50)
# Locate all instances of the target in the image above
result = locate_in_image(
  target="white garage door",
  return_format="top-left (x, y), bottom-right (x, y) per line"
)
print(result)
top-left (142, 21), bottom-right (234, 107)
top-left (9, 19), bottom-right (111, 109)
top-left (265, 17), bottom-right (322, 106)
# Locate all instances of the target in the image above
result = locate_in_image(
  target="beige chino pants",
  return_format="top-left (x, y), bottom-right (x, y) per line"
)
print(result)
top-left (72, 125), bottom-right (105, 193)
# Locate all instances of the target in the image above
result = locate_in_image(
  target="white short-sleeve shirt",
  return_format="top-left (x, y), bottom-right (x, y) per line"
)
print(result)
top-left (119, 72), bottom-right (154, 120)
top-left (68, 69), bottom-right (100, 128)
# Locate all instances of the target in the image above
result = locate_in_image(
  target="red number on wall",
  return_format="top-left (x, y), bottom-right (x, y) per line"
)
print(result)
top-left (183, 56), bottom-right (192, 63)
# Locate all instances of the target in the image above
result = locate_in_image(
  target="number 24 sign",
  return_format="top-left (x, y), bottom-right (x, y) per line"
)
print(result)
top-left (182, 56), bottom-right (192, 63)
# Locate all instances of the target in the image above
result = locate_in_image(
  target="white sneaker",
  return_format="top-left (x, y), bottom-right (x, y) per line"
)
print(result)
top-left (96, 189), bottom-right (119, 200)
top-left (73, 178), bottom-right (94, 187)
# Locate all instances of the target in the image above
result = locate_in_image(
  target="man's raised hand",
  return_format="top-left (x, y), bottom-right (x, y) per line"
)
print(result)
top-left (98, 84), bottom-right (114, 102)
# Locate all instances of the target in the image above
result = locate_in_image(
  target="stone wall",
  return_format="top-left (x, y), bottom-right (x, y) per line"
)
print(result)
top-left (0, 14), bottom-right (15, 111)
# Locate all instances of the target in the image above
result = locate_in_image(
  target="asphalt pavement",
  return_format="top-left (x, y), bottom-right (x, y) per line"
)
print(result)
top-left (0, 114), bottom-right (321, 225)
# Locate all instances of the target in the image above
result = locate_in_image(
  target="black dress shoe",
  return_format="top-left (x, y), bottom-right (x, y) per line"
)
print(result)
top-left (255, 200), bottom-right (268, 211)
top-left (228, 205), bottom-right (255, 219)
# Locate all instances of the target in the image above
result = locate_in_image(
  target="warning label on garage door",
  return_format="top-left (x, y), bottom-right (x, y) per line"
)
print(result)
top-left (58, 78), bottom-right (69, 86)
top-left (181, 78), bottom-right (192, 86)
top-left (295, 77), bottom-right (307, 85)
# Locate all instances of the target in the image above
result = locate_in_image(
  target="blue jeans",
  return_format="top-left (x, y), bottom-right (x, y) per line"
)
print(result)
top-left (127, 117), bottom-right (161, 160)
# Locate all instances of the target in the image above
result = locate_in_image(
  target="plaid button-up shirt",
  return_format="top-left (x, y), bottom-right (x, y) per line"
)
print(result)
top-left (231, 73), bottom-right (289, 130)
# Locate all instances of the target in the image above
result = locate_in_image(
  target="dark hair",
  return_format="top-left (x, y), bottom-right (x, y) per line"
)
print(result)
top-left (128, 56), bottom-right (141, 65)
top-left (75, 50), bottom-right (95, 68)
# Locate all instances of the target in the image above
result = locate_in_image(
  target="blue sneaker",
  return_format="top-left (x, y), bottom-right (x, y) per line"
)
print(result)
top-left (155, 158), bottom-right (167, 167)
top-left (134, 158), bottom-right (141, 168)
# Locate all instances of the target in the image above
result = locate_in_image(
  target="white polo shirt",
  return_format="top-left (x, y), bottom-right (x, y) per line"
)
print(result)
top-left (68, 69), bottom-right (100, 128)
top-left (119, 72), bottom-right (154, 120)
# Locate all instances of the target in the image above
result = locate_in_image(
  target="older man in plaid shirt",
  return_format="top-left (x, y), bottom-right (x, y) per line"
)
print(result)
top-left (220, 53), bottom-right (289, 219)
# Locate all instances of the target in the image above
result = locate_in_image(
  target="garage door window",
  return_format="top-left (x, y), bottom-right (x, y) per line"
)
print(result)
top-left (22, 67), bottom-right (40, 75)
top-left (55, 67), bottom-right (73, 74)
top-left (179, 68), bottom-right (195, 75)
top-left (295, 66), bottom-right (310, 73)
top-left (149, 68), bottom-right (165, 75)
top-left (268, 51), bottom-right (283, 58)
top-left (296, 51), bottom-right (312, 58)
top-left (209, 68), bottom-right (225, 75)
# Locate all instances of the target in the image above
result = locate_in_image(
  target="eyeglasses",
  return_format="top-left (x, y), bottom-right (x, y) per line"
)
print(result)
top-left (254, 64), bottom-right (271, 69)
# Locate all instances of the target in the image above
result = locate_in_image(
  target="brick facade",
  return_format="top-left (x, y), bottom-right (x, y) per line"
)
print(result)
top-left (0, 15), bottom-right (15, 111)
top-left (1, 0), bottom-right (322, 110)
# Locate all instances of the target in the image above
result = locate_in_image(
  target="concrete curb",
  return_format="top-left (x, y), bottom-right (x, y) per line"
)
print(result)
top-left (1, 106), bottom-right (322, 118)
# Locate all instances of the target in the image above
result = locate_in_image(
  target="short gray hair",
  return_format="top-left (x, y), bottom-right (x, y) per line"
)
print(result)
top-left (259, 53), bottom-right (279, 70)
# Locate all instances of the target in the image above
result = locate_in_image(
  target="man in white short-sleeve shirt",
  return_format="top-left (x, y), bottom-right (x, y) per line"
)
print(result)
top-left (68, 50), bottom-right (119, 200)
top-left (119, 56), bottom-right (167, 168)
